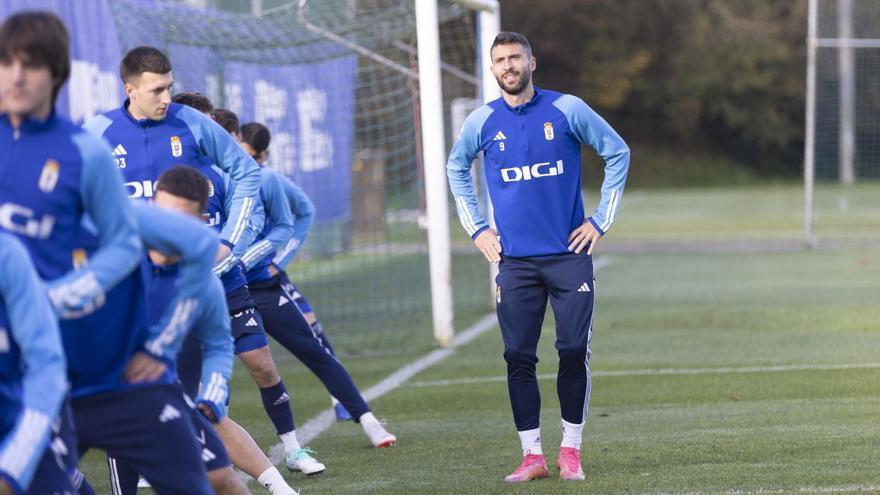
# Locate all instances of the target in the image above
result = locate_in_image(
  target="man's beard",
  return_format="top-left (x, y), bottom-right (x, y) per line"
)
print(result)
top-left (495, 68), bottom-right (532, 96)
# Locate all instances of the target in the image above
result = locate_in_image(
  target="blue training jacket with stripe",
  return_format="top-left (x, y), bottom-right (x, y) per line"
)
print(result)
top-left (447, 87), bottom-right (630, 258)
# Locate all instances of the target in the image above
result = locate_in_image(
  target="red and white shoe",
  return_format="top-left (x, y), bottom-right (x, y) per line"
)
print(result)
top-left (364, 421), bottom-right (397, 448)
top-left (504, 453), bottom-right (549, 483)
top-left (557, 447), bottom-right (585, 480)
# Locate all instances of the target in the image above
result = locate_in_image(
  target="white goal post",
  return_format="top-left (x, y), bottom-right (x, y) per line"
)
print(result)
top-left (804, 0), bottom-right (880, 248)
top-left (419, 0), bottom-right (499, 346)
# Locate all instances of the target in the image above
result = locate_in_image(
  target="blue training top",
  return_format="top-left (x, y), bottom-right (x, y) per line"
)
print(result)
top-left (271, 174), bottom-right (315, 271)
top-left (0, 234), bottom-right (68, 493)
top-left (137, 205), bottom-right (232, 420)
top-left (195, 162), bottom-right (250, 294)
top-left (447, 87), bottom-right (630, 258)
top-left (0, 111), bottom-right (146, 398)
top-left (83, 101), bottom-right (261, 257)
top-left (241, 167), bottom-right (295, 284)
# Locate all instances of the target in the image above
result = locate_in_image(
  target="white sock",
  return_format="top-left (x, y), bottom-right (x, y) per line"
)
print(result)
top-left (257, 466), bottom-right (298, 495)
top-left (359, 411), bottom-right (380, 430)
top-left (518, 427), bottom-right (542, 456)
top-left (331, 396), bottom-right (340, 406)
top-left (561, 419), bottom-right (584, 450)
top-left (279, 430), bottom-right (301, 453)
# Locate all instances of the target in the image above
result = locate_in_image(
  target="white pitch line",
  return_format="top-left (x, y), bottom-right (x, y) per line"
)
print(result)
top-left (266, 255), bottom-right (615, 464)
top-left (643, 484), bottom-right (880, 495)
top-left (407, 362), bottom-right (880, 388)
top-left (266, 313), bottom-right (499, 464)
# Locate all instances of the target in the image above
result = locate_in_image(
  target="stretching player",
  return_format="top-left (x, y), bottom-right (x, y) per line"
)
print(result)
top-left (0, 12), bottom-right (213, 492)
top-left (106, 201), bottom-right (251, 495)
top-left (269, 150), bottom-right (349, 422)
top-left (173, 94), bottom-right (324, 475)
top-left (244, 118), bottom-right (346, 422)
top-left (83, 51), bottom-right (305, 466)
top-left (141, 166), bottom-right (300, 494)
top-left (447, 32), bottom-right (630, 482)
top-left (239, 122), bottom-right (397, 453)
top-left (0, 234), bottom-right (71, 495)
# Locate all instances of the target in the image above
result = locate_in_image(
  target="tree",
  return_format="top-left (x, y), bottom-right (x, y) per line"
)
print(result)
top-left (502, 0), bottom-right (807, 176)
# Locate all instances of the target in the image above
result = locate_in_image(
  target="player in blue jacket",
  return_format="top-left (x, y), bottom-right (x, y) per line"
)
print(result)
top-left (267, 173), bottom-right (358, 422)
top-left (85, 55), bottom-right (300, 482)
top-left (447, 32), bottom-right (630, 483)
top-left (173, 96), bottom-right (320, 480)
top-left (240, 123), bottom-right (397, 458)
top-left (82, 46), bottom-right (261, 274)
top-left (0, 234), bottom-right (72, 495)
top-left (106, 202), bottom-right (253, 495)
top-left (0, 12), bottom-right (213, 493)
top-left (140, 165), bottom-right (299, 495)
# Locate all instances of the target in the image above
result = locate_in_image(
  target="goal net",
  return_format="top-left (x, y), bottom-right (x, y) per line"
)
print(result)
top-left (806, 0), bottom-right (880, 244)
top-left (104, 0), bottom-right (491, 355)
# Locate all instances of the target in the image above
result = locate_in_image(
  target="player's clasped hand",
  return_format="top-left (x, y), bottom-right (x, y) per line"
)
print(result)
top-left (197, 402), bottom-right (218, 423)
top-left (568, 220), bottom-right (601, 255)
top-left (124, 351), bottom-right (168, 383)
top-left (474, 228), bottom-right (502, 263)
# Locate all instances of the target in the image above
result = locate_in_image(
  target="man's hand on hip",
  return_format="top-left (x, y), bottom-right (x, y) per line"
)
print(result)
top-left (474, 228), bottom-right (502, 263)
top-left (568, 221), bottom-right (601, 255)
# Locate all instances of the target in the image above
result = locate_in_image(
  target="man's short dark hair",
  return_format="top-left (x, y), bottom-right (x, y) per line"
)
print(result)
top-left (211, 108), bottom-right (240, 135)
top-left (156, 165), bottom-right (210, 214)
top-left (490, 31), bottom-right (532, 58)
top-left (120, 46), bottom-right (172, 83)
top-left (240, 122), bottom-right (271, 154)
top-left (172, 92), bottom-right (213, 114)
top-left (0, 11), bottom-right (70, 102)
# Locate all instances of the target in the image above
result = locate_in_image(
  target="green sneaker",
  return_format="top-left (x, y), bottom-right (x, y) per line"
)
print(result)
top-left (285, 447), bottom-right (326, 475)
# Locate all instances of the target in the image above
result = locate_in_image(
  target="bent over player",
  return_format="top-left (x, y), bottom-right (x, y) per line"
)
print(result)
top-left (239, 122), bottom-right (397, 453)
top-left (0, 12), bottom-right (213, 492)
top-left (446, 32), bottom-right (630, 483)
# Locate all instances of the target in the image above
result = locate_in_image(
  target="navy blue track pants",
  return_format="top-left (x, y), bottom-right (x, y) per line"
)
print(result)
top-left (495, 251), bottom-right (595, 431)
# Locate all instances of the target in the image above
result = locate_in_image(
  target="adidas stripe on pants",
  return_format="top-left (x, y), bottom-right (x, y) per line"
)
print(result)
top-left (495, 251), bottom-right (595, 432)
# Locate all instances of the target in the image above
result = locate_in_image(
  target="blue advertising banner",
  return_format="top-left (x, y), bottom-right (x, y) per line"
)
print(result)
top-left (0, 0), bottom-right (355, 226)
top-left (224, 57), bottom-right (356, 223)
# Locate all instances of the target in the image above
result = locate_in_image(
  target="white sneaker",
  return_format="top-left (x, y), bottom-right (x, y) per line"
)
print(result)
top-left (285, 447), bottom-right (326, 475)
top-left (364, 421), bottom-right (397, 448)
top-left (137, 476), bottom-right (151, 488)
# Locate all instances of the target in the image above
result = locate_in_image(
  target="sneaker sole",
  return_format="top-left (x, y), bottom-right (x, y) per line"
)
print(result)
top-left (503, 469), bottom-right (549, 483)
top-left (558, 467), bottom-right (585, 481)
top-left (376, 438), bottom-right (396, 448)
top-left (287, 465), bottom-right (327, 476)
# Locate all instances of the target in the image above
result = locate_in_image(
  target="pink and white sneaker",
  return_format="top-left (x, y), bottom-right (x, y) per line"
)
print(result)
top-left (557, 447), bottom-right (585, 480)
top-left (504, 453), bottom-right (549, 483)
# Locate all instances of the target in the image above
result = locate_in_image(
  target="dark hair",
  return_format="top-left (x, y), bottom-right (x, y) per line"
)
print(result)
top-left (120, 46), bottom-right (172, 82)
top-left (156, 165), bottom-right (210, 214)
top-left (0, 11), bottom-right (70, 102)
top-left (240, 122), bottom-right (271, 154)
top-left (172, 92), bottom-right (213, 114)
top-left (490, 31), bottom-right (532, 58)
top-left (211, 108), bottom-right (240, 135)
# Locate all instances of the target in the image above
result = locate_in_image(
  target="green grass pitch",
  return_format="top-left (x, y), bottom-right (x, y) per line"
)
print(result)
top-left (78, 183), bottom-right (880, 494)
